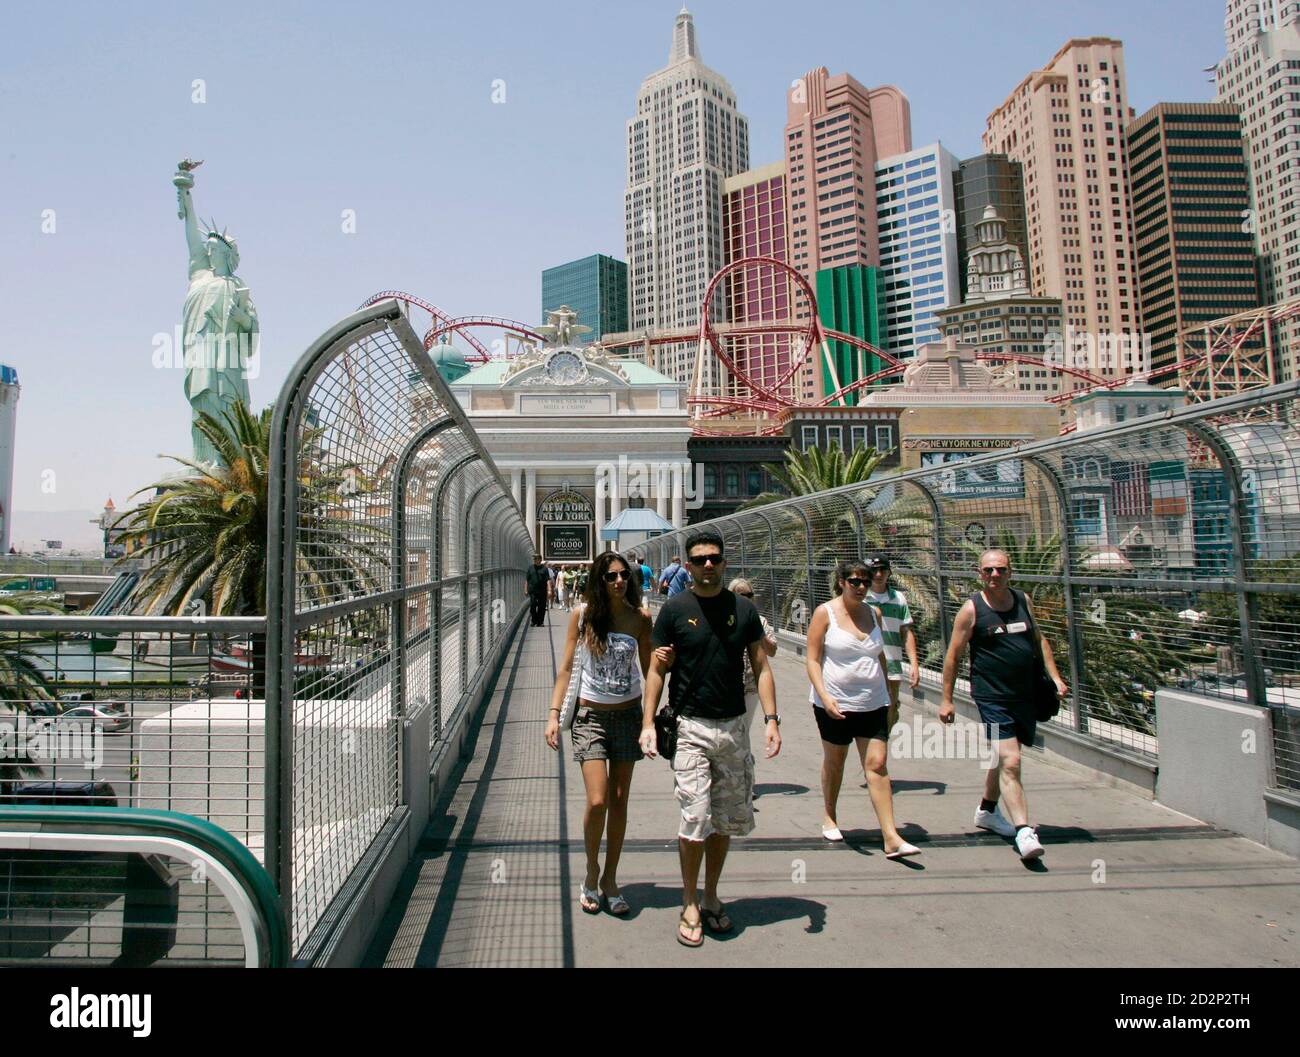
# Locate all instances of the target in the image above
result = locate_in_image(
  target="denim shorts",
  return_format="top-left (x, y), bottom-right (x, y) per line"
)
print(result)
top-left (975, 698), bottom-right (1037, 747)
top-left (571, 703), bottom-right (643, 763)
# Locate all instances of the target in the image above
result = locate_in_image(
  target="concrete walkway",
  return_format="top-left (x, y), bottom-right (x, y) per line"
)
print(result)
top-left (366, 613), bottom-right (1300, 968)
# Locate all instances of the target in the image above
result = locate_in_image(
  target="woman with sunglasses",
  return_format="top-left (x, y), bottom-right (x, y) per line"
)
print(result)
top-left (545, 551), bottom-right (653, 915)
top-left (806, 559), bottom-right (920, 858)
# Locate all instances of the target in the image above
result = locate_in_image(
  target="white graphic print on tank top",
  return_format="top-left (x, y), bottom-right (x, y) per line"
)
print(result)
top-left (581, 632), bottom-right (642, 702)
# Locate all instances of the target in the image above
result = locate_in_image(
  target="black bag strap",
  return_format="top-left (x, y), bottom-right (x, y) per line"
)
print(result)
top-left (664, 592), bottom-right (726, 718)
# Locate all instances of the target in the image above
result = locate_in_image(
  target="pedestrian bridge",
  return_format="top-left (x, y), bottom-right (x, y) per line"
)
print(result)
top-left (0, 302), bottom-right (1296, 967)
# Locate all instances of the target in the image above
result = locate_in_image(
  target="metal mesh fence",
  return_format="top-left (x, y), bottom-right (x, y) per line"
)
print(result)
top-left (642, 381), bottom-right (1300, 790)
top-left (267, 302), bottom-right (530, 952)
top-left (0, 619), bottom-right (264, 836)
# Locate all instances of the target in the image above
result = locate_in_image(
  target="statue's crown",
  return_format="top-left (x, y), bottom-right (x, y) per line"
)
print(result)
top-left (204, 218), bottom-right (237, 249)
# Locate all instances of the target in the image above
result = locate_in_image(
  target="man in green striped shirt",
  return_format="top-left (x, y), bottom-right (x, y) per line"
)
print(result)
top-left (866, 554), bottom-right (920, 731)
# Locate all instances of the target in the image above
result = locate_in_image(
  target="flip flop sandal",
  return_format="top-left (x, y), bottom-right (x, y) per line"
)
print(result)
top-left (604, 892), bottom-right (630, 916)
top-left (579, 884), bottom-right (601, 914)
top-left (677, 913), bottom-right (704, 947)
top-left (885, 841), bottom-right (922, 860)
top-left (700, 905), bottom-right (733, 934)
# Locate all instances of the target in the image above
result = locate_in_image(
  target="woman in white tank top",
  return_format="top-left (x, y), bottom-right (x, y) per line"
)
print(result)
top-left (806, 559), bottom-right (919, 859)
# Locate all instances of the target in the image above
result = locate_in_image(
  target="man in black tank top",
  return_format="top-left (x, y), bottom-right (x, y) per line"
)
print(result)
top-left (939, 548), bottom-right (1068, 862)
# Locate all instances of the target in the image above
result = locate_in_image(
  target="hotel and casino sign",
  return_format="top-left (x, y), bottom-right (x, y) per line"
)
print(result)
top-left (519, 394), bottom-right (613, 416)
top-left (539, 489), bottom-right (594, 524)
top-left (902, 436), bottom-right (1030, 451)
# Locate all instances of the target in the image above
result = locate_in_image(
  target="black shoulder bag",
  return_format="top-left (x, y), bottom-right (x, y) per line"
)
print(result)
top-left (654, 594), bottom-right (725, 761)
top-left (1015, 589), bottom-right (1063, 721)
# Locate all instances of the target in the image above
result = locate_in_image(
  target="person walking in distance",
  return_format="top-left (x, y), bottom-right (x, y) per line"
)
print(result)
top-left (729, 578), bottom-right (777, 737)
top-left (806, 559), bottom-right (920, 858)
top-left (939, 548), bottom-right (1068, 861)
top-left (556, 565), bottom-right (569, 612)
top-left (863, 554), bottom-right (920, 732)
top-left (524, 554), bottom-right (549, 628)
top-left (546, 552), bottom-right (653, 915)
top-left (658, 555), bottom-right (682, 596)
top-left (640, 531), bottom-right (780, 947)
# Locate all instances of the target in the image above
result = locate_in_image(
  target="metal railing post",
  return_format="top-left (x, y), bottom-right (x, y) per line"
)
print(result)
top-left (1185, 422), bottom-right (1269, 715)
top-left (1024, 454), bottom-right (1088, 733)
top-left (430, 454), bottom-right (476, 745)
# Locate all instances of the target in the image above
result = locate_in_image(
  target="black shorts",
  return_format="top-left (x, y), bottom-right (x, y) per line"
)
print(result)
top-left (813, 705), bottom-right (890, 746)
top-left (975, 698), bottom-right (1037, 747)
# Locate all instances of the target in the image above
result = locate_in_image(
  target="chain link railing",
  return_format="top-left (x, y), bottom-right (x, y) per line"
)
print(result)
top-left (266, 300), bottom-right (531, 953)
top-left (641, 380), bottom-right (1300, 792)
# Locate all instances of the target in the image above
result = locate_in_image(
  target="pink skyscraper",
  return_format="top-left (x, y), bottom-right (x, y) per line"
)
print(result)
top-left (785, 68), bottom-right (911, 280)
top-left (722, 162), bottom-right (794, 404)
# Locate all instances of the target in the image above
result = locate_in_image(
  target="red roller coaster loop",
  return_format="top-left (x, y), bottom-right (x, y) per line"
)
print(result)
top-left (423, 316), bottom-right (544, 358)
top-left (699, 256), bottom-right (822, 405)
top-left (359, 291), bottom-right (494, 363)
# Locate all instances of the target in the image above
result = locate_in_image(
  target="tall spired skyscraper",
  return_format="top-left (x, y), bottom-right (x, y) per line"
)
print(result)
top-left (625, 8), bottom-right (749, 391)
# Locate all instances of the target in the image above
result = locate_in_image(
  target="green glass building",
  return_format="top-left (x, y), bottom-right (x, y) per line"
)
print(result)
top-left (816, 265), bottom-right (888, 406)
top-left (540, 254), bottom-right (629, 342)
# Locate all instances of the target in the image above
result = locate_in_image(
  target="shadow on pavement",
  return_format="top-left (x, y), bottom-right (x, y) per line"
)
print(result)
top-left (608, 883), bottom-right (828, 937)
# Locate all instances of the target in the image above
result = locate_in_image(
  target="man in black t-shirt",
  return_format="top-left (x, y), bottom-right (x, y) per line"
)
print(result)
top-left (523, 555), bottom-right (549, 627)
top-left (640, 531), bottom-right (780, 947)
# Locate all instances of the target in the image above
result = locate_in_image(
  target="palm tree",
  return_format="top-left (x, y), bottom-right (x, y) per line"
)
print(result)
top-left (731, 443), bottom-right (937, 635)
top-left (741, 443), bottom-right (889, 509)
top-left (111, 402), bottom-right (390, 699)
top-left (113, 401), bottom-right (388, 617)
top-left (0, 594), bottom-right (62, 792)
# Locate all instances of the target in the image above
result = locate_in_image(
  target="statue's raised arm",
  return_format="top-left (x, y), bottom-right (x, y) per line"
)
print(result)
top-left (174, 159), bottom-right (207, 277)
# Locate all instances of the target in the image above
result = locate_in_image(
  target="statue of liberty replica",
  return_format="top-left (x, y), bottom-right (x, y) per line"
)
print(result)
top-left (172, 160), bottom-right (257, 466)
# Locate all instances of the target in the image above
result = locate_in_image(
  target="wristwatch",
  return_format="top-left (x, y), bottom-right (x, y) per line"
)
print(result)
top-left (764, 713), bottom-right (781, 726)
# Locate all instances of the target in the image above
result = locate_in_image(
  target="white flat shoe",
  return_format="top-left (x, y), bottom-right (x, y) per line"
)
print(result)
top-left (886, 841), bottom-right (921, 859)
top-left (822, 826), bottom-right (845, 842)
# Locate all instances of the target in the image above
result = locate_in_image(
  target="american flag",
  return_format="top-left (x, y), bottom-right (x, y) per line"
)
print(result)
top-left (1111, 461), bottom-right (1150, 517)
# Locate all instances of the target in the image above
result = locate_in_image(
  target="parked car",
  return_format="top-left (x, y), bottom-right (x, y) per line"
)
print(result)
top-left (8, 780), bottom-right (118, 807)
top-left (59, 704), bottom-right (131, 733)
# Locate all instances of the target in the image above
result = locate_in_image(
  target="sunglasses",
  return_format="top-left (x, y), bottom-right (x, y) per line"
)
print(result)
top-left (603, 569), bottom-right (631, 583)
top-left (844, 576), bottom-right (869, 588)
top-left (981, 566), bottom-right (1010, 575)
top-left (688, 554), bottom-right (724, 567)
top-left (737, 591), bottom-right (754, 598)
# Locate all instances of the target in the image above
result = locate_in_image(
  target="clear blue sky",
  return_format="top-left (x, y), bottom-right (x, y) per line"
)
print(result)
top-left (0, 0), bottom-right (1225, 521)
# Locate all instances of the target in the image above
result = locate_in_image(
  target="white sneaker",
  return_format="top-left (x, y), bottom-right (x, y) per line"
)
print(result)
top-left (1014, 827), bottom-right (1045, 861)
top-left (974, 806), bottom-right (1017, 838)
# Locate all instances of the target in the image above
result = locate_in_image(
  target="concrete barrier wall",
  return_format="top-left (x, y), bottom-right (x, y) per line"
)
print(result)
top-left (1156, 688), bottom-right (1298, 858)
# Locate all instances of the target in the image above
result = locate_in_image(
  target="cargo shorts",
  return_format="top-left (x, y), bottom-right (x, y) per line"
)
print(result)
top-left (672, 714), bottom-right (755, 842)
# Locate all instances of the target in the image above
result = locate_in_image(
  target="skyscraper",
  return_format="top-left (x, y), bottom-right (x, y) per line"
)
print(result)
top-left (875, 143), bottom-right (962, 361)
top-left (0, 365), bottom-right (18, 554)
top-left (722, 162), bottom-right (795, 402)
top-left (1126, 103), bottom-right (1261, 378)
top-left (984, 38), bottom-right (1143, 387)
top-left (1214, 0), bottom-right (1300, 378)
top-left (625, 7), bottom-right (749, 390)
top-left (954, 154), bottom-right (1029, 294)
top-left (541, 254), bottom-right (628, 342)
top-left (785, 68), bottom-right (911, 280)
top-left (934, 206), bottom-right (1064, 394)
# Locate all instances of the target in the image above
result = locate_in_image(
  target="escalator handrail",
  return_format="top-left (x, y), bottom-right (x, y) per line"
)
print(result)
top-left (0, 805), bottom-right (287, 967)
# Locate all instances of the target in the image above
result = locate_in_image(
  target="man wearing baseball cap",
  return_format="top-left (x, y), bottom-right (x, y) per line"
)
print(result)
top-left (864, 554), bottom-right (920, 731)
